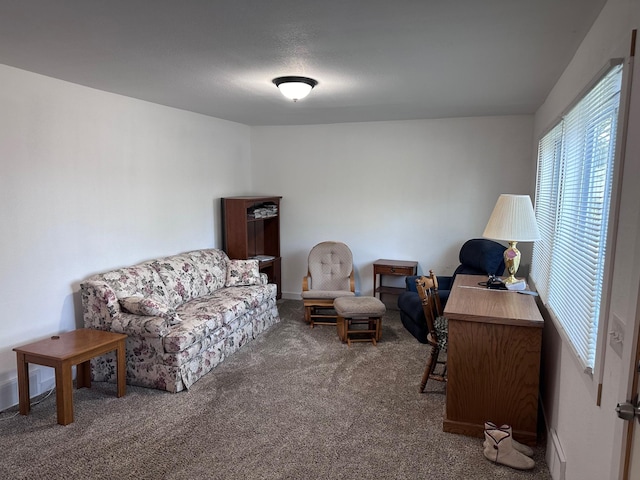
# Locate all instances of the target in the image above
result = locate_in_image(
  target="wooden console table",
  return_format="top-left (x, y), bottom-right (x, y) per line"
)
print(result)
top-left (443, 274), bottom-right (543, 445)
top-left (14, 329), bottom-right (127, 425)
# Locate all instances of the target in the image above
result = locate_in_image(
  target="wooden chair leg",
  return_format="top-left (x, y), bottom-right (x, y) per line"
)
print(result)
top-left (336, 315), bottom-right (346, 342)
top-left (420, 345), bottom-right (439, 393)
top-left (309, 306), bottom-right (316, 328)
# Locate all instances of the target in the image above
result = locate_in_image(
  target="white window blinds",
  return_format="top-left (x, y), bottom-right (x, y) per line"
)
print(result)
top-left (531, 62), bottom-right (623, 373)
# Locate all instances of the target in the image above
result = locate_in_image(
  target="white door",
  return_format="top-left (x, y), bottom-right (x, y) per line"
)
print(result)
top-left (629, 394), bottom-right (640, 479)
top-left (623, 301), bottom-right (640, 479)
top-left (620, 31), bottom-right (640, 480)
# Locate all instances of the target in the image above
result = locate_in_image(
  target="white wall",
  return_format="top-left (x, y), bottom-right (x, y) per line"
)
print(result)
top-left (0, 64), bottom-right (252, 409)
top-left (0, 65), bottom-right (535, 414)
top-left (251, 117), bottom-right (534, 299)
top-left (533, 0), bottom-right (640, 479)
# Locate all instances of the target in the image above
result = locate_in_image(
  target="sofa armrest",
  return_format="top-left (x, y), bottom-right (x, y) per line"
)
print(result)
top-left (404, 274), bottom-right (454, 291)
top-left (404, 275), bottom-right (420, 293)
top-left (397, 290), bottom-right (429, 343)
top-left (260, 273), bottom-right (269, 285)
top-left (80, 280), bottom-right (121, 330)
top-left (437, 275), bottom-right (454, 292)
top-left (81, 280), bottom-right (173, 338)
top-left (402, 274), bottom-right (451, 308)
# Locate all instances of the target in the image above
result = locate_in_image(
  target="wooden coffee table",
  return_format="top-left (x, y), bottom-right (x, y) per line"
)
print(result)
top-left (13, 329), bottom-right (127, 425)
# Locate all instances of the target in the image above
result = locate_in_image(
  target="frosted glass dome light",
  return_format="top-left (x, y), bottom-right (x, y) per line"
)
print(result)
top-left (272, 76), bottom-right (318, 102)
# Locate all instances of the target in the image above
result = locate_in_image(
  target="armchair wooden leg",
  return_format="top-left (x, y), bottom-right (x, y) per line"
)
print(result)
top-left (336, 316), bottom-right (346, 342)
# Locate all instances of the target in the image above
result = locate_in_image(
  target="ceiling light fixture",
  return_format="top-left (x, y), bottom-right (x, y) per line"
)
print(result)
top-left (272, 76), bottom-right (318, 102)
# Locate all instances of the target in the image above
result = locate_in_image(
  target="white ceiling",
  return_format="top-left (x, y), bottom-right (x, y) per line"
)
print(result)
top-left (0, 0), bottom-right (607, 126)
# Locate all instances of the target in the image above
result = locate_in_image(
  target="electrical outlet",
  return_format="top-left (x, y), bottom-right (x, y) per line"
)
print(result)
top-left (609, 314), bottom-right (625, 357)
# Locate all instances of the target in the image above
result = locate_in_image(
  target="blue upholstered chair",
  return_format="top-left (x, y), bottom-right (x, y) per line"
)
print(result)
top-left (398, 238), bottom-right (506, 344)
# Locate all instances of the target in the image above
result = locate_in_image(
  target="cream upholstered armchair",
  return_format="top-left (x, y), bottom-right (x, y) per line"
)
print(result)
top-left (301, 241), bottom-right (355, 327)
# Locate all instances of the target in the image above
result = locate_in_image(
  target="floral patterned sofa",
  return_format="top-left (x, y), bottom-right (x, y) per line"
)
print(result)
top-left (80, 248), bottom-right (280, 392)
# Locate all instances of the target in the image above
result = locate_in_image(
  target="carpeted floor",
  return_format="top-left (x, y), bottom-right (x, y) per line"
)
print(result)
top-left (0, 300), bottom-right (551, 479)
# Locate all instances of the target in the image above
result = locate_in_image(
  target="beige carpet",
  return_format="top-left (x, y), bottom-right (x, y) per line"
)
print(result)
top-left (0, 300), bottom-right (551, 479)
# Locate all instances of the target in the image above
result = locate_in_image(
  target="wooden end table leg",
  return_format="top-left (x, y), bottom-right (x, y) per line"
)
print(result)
top-left (116, 339), bottom-right (126, 398)
top-left (55, 360), bottom-right (74, 425)
top-left (15, 352), bottom-right (30, 416)
top-left (76, 360), bottom-right (92, 389)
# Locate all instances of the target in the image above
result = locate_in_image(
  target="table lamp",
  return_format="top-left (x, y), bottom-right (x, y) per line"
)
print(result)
top-left (482, 194), bottom-right (540, 286)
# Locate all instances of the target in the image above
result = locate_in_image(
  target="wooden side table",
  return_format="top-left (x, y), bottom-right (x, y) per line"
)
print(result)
top-left (373, 259), bottom-right (418, 302)
top-left (13, 329), bottom-right (127, 425)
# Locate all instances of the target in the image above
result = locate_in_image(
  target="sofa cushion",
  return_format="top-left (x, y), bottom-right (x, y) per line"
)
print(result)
top-left (433, 315), bottom-right (449, 351)
top-left (225, 259), bottom-right (261, 287)
top-left (111, 312), bottom-right (172, 339)
top-left (185, 249), bottom-right (229, 294)
top-left (151, 254), bottom-right (208, 307)
top-left (164, 284), bottom-right (275, 353)
top-left (91, 263), bottom-right (171, 304)
top-left (301, 290), bottom-right (355, 299)
top-left (119, 296), bottom-right (182, 325)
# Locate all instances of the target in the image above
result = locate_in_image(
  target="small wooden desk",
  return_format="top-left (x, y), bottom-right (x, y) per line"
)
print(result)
top-left (14, 329), bottom-right (127, 425)
top-left (443, 275), bottom-right (543, 445)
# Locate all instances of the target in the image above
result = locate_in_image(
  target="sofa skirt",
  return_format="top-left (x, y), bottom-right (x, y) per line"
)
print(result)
top-left (91, 300), bottom-right (280, 392)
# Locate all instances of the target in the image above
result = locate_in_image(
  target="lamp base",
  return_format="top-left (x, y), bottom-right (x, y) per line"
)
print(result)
top-left (505, 279), bottom-right (527, 290)
top-left (503, 241), bottom-right (521, 285)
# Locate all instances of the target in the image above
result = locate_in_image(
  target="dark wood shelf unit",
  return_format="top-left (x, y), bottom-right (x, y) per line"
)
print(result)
top-left (221, 196), bottom-right (282, 299)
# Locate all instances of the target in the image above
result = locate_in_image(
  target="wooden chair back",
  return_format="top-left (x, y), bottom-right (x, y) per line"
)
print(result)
top-left (415, 269), bottom-right (448, 391)
top-left (415, 270), bottom-right (443, 345)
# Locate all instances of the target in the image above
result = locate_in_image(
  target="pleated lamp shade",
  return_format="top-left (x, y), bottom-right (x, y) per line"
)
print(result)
top-left (483, 194), bottom-right (540, 242)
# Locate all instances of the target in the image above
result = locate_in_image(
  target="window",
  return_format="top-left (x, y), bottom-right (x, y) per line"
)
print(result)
top-left (531, 62), bottom-right (623, 373)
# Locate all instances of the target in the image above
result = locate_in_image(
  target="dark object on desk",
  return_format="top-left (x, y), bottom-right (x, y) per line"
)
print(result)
top-left (482, 275), bottom-right (507, 290)
top-left (397, 238), bottom-right (506, 343)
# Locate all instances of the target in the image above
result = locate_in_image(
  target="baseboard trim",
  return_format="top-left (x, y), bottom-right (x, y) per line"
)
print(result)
top-left (547, 428), bottom-right (567, 480)
top-left (281, 292), bottom-right (301, 300)
top-left (0, 366), bottom-right (56, 413)
top-left (540, 400), bottom-right (567, 480)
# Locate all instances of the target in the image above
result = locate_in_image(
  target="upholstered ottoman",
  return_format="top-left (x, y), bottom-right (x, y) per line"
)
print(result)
top-left (334, 296), bottom-right (386, 346)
